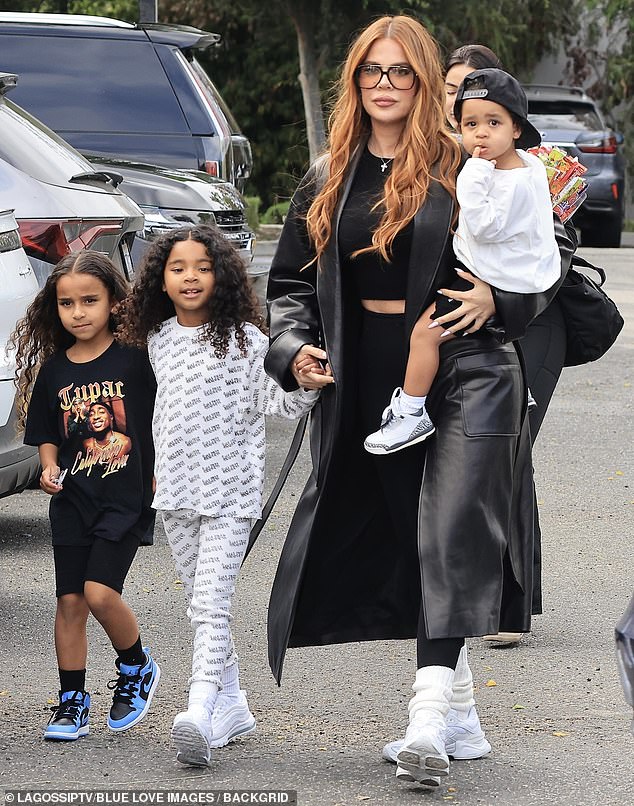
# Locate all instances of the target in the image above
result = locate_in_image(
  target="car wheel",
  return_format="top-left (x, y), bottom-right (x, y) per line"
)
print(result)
top-left (581, 216), bottom-right (623, 248)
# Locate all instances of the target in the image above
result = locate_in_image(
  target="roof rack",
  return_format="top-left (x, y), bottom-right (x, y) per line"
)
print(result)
top-left (522, 84), bottom-right (586, 97)
top-left (0, 12), bottom-right (134, 28)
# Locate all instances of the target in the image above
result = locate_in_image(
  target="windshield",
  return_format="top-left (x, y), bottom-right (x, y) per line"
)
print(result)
top-left (527, 101), bottom-right (604, 132)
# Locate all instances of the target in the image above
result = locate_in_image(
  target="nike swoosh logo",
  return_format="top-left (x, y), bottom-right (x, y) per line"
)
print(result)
top-left (140, 672), bottom-right (154, 699)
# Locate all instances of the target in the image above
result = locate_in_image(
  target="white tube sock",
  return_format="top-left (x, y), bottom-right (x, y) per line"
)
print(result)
top-left (450, 645), bottom-right (476, 713)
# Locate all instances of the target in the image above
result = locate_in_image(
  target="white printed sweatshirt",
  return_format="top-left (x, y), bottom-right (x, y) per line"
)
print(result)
top-left (148, 318), bottom-right (317, 517)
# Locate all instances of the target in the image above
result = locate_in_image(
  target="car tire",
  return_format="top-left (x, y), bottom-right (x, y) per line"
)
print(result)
top-left (581, 216), bottom-right (623, 248)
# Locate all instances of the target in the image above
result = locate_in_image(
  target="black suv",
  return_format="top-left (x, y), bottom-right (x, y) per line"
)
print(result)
top-left (0, 13), bottom-right (252, 192)
top-left (524, 85), bottom-right (626, 248)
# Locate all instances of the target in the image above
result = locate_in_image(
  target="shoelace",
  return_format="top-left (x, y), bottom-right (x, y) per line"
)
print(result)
top-left (107, 668), bottom-right (142, 706)
top-left (51, 694), bottom-right (84, 721)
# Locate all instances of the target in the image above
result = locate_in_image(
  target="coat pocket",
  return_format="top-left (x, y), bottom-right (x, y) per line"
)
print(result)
top-left (455, 353), bottom-right (522, 437)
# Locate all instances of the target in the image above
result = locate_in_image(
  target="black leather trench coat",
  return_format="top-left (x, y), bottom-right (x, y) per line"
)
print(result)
top-left (264, 147), bottom-right (575, 683)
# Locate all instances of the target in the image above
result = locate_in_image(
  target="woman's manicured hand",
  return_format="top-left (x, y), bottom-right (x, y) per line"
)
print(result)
top-left (292, 345), bottom-right (334, 389)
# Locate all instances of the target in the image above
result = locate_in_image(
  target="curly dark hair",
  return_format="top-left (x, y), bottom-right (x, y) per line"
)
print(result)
top-left (11, 251), bottom-right (129, 431)
top-left (117, 225), bottom-right (264, 356)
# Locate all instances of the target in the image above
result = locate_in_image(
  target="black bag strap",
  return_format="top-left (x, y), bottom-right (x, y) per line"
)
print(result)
top-left (243, 413), bottom-right (309, 565)
top-left (570, 254), bottom-right (606, 286)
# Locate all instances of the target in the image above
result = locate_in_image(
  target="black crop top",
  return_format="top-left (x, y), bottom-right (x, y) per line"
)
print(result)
top-left (339, 147), bottom-right (413, 300)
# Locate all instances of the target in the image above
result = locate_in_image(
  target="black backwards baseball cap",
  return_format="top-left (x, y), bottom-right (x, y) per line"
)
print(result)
top-left (453, 68), bottom-right (542, 150)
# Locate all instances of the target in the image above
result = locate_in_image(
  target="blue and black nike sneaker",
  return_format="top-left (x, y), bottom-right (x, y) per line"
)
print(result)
top-left (44, 690), bottom-right (90, 741)
top-left (107, 647), bottom-right (160, 731)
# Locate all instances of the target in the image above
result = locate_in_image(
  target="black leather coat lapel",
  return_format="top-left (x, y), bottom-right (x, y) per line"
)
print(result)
top-left (405, 178), bottom-right (454, 339)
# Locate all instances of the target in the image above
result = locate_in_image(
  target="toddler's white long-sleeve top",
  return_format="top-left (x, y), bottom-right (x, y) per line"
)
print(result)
top-left (453, 150), bottom-right (560, 293)
top-left (148, 318), bottom-right (317, 516)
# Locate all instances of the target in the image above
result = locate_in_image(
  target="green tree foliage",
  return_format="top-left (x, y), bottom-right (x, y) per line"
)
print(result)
top-left (7, 0), bottom-right (583, 207)
top-left (162, 0), bottom-right (578, 206)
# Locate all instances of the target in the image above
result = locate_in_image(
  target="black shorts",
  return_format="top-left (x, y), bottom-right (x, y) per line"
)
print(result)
top-left (53, 533), bottom-right (140, 598)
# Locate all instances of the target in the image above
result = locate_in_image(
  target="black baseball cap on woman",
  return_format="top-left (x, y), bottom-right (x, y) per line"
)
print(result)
top-left (453, 67), bottom-right (542, 150)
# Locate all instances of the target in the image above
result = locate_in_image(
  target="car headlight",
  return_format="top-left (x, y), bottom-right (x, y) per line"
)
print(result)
top-left (138, 206), bottom-right (217, 240)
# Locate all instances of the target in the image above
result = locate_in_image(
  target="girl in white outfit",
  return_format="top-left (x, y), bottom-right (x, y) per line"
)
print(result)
top-left (119, 225), bottom-right (317, 767)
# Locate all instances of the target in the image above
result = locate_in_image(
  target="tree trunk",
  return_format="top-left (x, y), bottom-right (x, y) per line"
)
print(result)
top-left (288, 5), bottom-right (326, 163)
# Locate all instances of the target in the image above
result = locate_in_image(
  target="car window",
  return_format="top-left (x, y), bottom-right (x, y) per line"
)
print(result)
top-left (0, 101), bottom-right (96, 183)
top-left (0, 35), bottom-right (190, 134)
top-left (189, 57), bottom-right (240, 134)
top-left (527, 101), bottom-right (603, 132)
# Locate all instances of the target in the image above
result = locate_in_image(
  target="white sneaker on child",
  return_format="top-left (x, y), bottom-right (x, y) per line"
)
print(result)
top-left (364, 387), bottom-right (435, 455)
top-left (172, 706), bottom-right (213, 767)
top-left (209, 689), bottom-right (256, 748)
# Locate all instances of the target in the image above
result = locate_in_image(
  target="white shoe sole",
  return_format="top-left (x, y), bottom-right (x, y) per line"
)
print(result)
top-left (172, 717), bottom-right (212, 767)
top-left (44, 724), bottom-right (89, 741)
top-left (397, 746), bottom-right (449, 776)
top-left (364, 427), bottom-right (435, 455)
top-left (396, 765), bottom-right (441, 787)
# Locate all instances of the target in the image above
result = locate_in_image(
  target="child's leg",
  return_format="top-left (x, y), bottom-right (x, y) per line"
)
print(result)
top-left (83, 535), bottom-right (160, 732)
top-left (403, 303), bottom-right (449, 398)
top-left (188, 515), bottom-right (250, 694)
top-left (46, 547), bottom-right (92, 741)
top-left (55, 593), bottom-right (90, 671)
top-left (162, 510), bottom-right (252, 764)
top-left (364, 304), bottom-right (444, 455)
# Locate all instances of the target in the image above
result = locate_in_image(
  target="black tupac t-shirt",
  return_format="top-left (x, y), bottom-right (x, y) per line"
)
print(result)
top-left (25, 342), bottom-right (156, 546)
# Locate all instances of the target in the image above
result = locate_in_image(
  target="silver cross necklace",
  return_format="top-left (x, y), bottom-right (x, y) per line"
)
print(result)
top-left (379, 157), bottom-right (393, 173)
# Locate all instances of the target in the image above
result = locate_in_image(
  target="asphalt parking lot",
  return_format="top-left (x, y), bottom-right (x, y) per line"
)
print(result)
top-left (0, 240), bottom-right (632, 806)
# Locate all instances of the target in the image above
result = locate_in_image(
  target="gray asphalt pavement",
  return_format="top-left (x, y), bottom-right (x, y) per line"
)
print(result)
top-left (1, 243), bottom-right (633, 805)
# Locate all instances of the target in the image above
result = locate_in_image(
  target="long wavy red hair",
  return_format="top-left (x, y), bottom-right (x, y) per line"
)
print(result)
top-left (306, 15), bottom-right (461, 263)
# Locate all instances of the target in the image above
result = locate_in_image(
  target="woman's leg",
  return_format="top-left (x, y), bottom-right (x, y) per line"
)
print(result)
top-left (522, 299), bottom-right (567, 442)
top-left (522, 300), bottom-right (567, 615)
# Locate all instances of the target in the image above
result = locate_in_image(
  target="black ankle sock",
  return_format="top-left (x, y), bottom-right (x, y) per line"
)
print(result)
top-left (59, 668), bottom-right (86, 694)
top-left (115, 636), bottom-right (144, 667)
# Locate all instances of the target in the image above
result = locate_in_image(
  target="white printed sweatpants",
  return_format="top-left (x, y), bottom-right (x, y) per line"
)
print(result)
top-left (161, 510), bottom-right (250, 686)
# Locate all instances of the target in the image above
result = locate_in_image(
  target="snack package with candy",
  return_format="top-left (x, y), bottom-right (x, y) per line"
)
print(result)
top-left (528, 145), bottom-right (588, 223)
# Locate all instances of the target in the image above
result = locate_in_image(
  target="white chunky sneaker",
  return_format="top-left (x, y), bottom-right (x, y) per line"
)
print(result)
top-left (209, 689), bottom-right (256, 748)
top-left (364, 388), bottom-right (435, 455)
top-left (397, 713), bottom-right (449, 777)
top-left (445, 705), bottom-right (491, 758)
top-left (172, 707), bottom-right (213, 767)
top-left (396, 765), bottom-right (441, 788)
top-left (383, 705), bottom-right (491, 763)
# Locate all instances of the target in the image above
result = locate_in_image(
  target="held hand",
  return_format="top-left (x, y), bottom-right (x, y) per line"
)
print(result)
top-left (291, 345), bottom-right (335, 390)
top-left (430, 269), bottom-right (496, 336)
top-left (41, 464), bottom-right (62, 495)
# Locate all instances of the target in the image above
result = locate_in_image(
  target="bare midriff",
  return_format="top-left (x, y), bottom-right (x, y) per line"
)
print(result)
top-left (361, 299), bottom-right (406, 314)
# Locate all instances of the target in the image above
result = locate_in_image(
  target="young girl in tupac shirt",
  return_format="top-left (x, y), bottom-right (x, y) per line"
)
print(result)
top-left (13, 251), bottom-right (159, 741)
top-left (118, 224), bottom-right (318, 767)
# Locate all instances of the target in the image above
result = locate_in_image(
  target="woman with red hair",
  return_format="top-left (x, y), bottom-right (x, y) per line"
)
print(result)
top-left (264, 15), bottom-right (574, 788)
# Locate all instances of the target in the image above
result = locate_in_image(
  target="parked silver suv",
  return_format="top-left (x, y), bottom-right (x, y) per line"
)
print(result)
top-left (0, 13), bottom-right (252, 192)
top-left (0, 72), bottom-right (143, 283)
top-left (0, 210), bottom-right (40, 498)
top-left (524, 84), bottom-right (626, 247)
